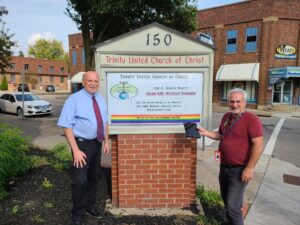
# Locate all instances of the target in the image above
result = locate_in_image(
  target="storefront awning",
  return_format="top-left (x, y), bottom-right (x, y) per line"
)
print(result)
top-left (216, 63), bottom-right (260, 82)
top-left (269, 66), bottom-right (300, 79)
top-left (71, 72), bottom-right (85, 83)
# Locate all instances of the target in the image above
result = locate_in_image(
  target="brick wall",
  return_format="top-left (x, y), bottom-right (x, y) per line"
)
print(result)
top-left (111, 134), bottom-right (197, 208)
top-left (69, 33), bottom-right (86, 76)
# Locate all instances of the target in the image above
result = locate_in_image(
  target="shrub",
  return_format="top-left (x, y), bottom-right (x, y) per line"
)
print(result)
top-left (0, 74), bottom-right (8, 90)
top-left (0, 123), bottom-right (31, 199)
top-left (196, 185), bottom-right (224, 208)
top-left (49, 143), bottom-right (72, 171)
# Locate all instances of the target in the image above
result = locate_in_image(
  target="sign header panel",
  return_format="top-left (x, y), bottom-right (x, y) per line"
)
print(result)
top-left (107, 72), bottom-right (203, 125)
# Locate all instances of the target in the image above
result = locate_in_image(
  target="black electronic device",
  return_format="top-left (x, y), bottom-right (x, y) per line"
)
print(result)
top-left (184, 122), bottom-right (201, 138)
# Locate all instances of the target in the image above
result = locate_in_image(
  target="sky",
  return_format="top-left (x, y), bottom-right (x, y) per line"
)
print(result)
top-left (1, 0), bottom-right (243, 56)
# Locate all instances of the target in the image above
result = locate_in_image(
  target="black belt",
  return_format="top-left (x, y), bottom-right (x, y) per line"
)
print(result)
top-left (221, 163), bottom-right (245, 168)
top-left (75, 137), bottom-right (98, 142)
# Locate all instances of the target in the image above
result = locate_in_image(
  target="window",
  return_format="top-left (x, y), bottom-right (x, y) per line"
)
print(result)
top-left (50, 66), bottom-right (54, 73)
top-left (10, 74), bottom-right (16, 83)
top-left (72, 50), bottom-right (77, 65)
top-left (24, 64), bottom-right (29, 71)
top-left (245, 27), bottom-right (258, 52)
top-left (39, 76), bottom-right (42, 82)
top-left (60, 67), bottom-right (64, 73)
top-left (226, 30), bottom-right (238, 53)
top-left (50, 76), bottom-right (54, 83)
top-left (37, 65), bottom-right (43, 73)
top-left (82, 49), bottom-right (85, 65)
top-left (10, 63), bottom-right (15, 70)
top-left (61, 76), bottom-right (64, 83)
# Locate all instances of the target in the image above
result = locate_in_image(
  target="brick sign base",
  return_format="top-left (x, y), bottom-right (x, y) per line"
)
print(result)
top-left (110, 134), bottom-right (197, 208)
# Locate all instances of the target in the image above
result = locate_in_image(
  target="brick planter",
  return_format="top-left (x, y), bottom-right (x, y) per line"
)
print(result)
top-left (110, 134), bottom-right (197, 208)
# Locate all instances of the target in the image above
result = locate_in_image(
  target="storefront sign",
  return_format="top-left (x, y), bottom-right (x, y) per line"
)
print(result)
top-left (275, 45), bottom-right (297, 59)
top-left (107, 72), bottom-right (203, 125)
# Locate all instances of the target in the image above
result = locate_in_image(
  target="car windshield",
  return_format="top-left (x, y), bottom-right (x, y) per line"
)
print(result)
top-left (15, 94), bottom-right (41, 101)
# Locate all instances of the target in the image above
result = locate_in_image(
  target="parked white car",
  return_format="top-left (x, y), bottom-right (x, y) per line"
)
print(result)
top-left (0, 92), bottom-right (53, 116)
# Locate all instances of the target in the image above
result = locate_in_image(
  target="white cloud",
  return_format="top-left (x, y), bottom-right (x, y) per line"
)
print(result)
top-left (27, 32), bottom-right (56, 46)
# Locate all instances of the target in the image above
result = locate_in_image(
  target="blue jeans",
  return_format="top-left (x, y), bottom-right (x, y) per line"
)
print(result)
top-left (219, 164), bottom-right (248, 225)
top-left (71, 140), bottom-right (102, 221)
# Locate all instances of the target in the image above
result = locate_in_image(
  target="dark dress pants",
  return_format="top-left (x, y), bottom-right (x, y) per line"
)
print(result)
top-left (71, 140), bottom-right (102, 220)
top-left (219, 164), bottom-right (248, 225)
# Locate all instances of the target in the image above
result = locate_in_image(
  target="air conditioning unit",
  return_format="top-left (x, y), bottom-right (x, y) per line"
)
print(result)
top-left (198, 32), bottom-right (214, 46)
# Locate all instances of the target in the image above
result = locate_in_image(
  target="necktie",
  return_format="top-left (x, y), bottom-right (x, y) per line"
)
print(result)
top-left (92, 96), bottom-right (104, 141)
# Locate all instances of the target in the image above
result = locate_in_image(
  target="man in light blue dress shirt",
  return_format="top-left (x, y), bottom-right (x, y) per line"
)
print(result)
top-left (58, 71), bottom-right (109, 225)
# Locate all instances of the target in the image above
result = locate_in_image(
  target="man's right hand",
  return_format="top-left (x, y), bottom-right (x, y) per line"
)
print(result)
top-left (73, 149), bottom-right (87, 168)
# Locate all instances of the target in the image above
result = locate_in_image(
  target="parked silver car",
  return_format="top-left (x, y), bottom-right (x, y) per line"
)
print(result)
top-left (0, 92), bottom-right (53, 116)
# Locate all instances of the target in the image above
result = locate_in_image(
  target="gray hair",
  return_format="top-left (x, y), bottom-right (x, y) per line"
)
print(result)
top-left (227, 88), bottom-right (247, 101)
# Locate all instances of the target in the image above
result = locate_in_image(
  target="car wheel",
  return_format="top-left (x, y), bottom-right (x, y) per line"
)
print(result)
top-left (17, 108), bottom-right (23, 117)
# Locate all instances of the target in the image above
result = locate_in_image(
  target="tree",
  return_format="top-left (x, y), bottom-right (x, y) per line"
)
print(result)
top-left (66, 0), bottom-right (198, 71)
top-left (28, 39), bottom-right (67, 61)
top-left (0, 74), bottom-right (8, 90)
top-left (0, 6), bottom-right (17, 73)
top-left (18, 51), bottom-right (24, 57)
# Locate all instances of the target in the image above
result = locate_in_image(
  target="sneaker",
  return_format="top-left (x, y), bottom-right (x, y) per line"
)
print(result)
top-left (86, 207), bottom-right (103, 219)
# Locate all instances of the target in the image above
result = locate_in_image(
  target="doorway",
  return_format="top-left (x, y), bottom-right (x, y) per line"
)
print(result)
top-left (272, 80), bottom-right (292, 103)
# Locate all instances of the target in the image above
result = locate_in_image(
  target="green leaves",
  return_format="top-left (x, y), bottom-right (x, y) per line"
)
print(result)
top-left (49, 143), bottom-right (72, 171)
top-left (0, 123), bottom-right (30, 199)
top-left (0, 5), bottom-right (17, 73)
top-left (196, 185), bottom-right (224, 208)
top-left (0, 74), bottom-right (8, 90)
top-left (28, 39), bottom-right (67, 62)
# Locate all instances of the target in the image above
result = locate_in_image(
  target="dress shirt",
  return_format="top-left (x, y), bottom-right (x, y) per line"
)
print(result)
top-left (57, 89), bottom-right (108, 140)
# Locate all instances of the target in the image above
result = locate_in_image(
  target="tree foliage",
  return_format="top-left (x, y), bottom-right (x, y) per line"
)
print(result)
top-left (28, 39), bottom-right (68, 62)
top-left (0, 6), bottom-right (17, 73)
top-left (66, 0), bottom-right (198, 70)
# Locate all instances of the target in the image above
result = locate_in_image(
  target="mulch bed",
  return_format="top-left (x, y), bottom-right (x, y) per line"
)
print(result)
top-left (0, 149), bottom-right (200, 225)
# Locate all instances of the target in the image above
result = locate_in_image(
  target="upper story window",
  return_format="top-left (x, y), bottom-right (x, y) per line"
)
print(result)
top-left (50, 66), bottom-right (54, 73)
top-left (72, 50), bottom-right (77, 65)
top-left (60, 67), bottom-right (64, 73)
top-left (245, 27), bottom-right (258, 52)
top-left (82, 49), bottom-right (85, 65)
top-left (24, 64), bottom-right (29, 71)
top-left (10, 63), bottom-right (15, 70)
top-left (37, 65), bottom-right (43, 73)
top-left (226, 30), bottom-right (238, 54)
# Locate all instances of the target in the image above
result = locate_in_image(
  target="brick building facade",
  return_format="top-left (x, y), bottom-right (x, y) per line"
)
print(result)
top-left (69, 33), bottom-right (86, 76)
top-left (197, 0), bottom-right (300, 109)
top-left (0, 56), bottom-right (69, 92)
